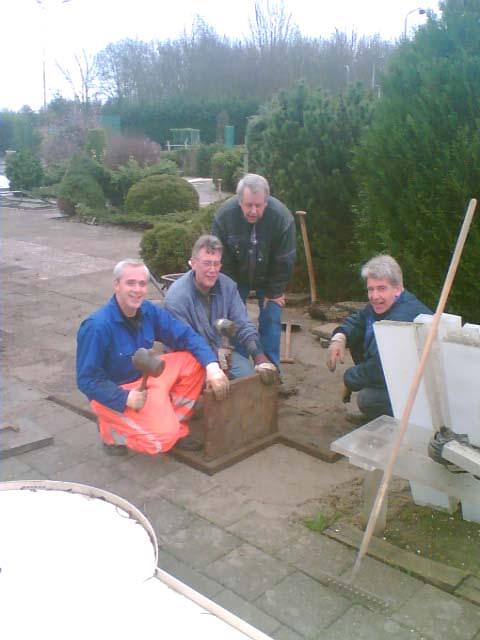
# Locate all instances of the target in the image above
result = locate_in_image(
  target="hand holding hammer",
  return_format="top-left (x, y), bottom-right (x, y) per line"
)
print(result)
top-left (129, 347), bottom-right (166, 410)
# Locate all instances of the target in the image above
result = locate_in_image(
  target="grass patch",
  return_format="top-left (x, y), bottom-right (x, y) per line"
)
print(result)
top-left (305, 511), bottom-right (340, 533)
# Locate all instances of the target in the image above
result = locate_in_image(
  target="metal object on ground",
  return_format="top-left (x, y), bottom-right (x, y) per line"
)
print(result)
top-left (132, 347), bottom-right (166, 391)
top-left (281, 321), bottom-right (301, 364)
top-left (295, 210), bottom-right (317, 304)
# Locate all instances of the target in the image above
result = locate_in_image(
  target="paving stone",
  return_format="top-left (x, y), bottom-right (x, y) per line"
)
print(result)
top-left (276, 530), bottom-right (355, 578)
top-left (227, 512), bottom-right (305, 554)
top-left (146, 464), bottom-right (219, 504)
top-left (56, 423), bottom-right (101, 449)
top-left (102, 476), bottom-right (150, 511)
top-left (1, 382), bottom-right (46, 413)
top-left (161, 516), bottom-right (241, 569)
top-left (0, 456), bottom-right (42, 481)
top-left (157, 549), bottom-right (224, 598)
top-left (184, 484), bottom-right (256, 527)
top-left (321, 605), bottom-right (422, 640)
top-left (4, 398), bottom-right (87, 435)
top-left (205, 543), bottom-right (292, 602)
top-left (16, 441), bottom-right (99, 476)
top-left (213, 588), bottom-right (281, 636)
top-left (257, 572), bottom-right (351, 638)
top-left (50, 459), bottom-right (124, 487)
top-left (143, 495), bottom-right (195, 539)
top-left (272, 625), bottom-right (305, 640)
top-left (392, 583), bottom-right (480, 640)
top-left (116, 451), bottom-right (181, 488)
top-left (339, 556), bottom-right (424, 609)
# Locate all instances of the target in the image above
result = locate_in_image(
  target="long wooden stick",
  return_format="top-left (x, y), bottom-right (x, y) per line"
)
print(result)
top-left (295, 211), bottom-right (318, 303)
top-left (350, 198), bottom-right (477, 580)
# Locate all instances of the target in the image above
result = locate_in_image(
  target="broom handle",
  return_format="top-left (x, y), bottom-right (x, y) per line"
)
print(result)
top-left (351, 198), bottom-right (477, 580)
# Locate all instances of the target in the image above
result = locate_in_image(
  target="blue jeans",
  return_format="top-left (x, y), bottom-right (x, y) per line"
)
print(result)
top-left (230, 351), bottom-right (254, 379)
top-left (357, 387), bottom-right (393, 420)
top-left (237, 285), bottom-right (282, 368)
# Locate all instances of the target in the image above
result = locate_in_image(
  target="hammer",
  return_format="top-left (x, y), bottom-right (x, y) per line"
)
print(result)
top-left (281, 321), bottom-right (301, 364)
top-left (132, 347), bottom-right (166, 391)
top-left (214, 318), bottom-right (237, 374)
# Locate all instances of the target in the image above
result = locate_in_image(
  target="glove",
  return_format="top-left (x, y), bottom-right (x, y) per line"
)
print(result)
top-left (341, 384), bottom-right (352, 404)
top-left (217, 347), bottom-right (233, 373)
top-left (255, 362), bottom-right (278, 385)
top-left (327, 333), bottom-right (346, 372)
top-left (126, 389), bottom-right (147, 411)
top-left (206, 362), bottom-right (229, 401)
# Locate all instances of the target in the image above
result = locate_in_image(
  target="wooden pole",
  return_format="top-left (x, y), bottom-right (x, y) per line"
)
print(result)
top-left (295, 210), bottom-right (317, 303)
top-left (350, 198), bottom-right (477, 580)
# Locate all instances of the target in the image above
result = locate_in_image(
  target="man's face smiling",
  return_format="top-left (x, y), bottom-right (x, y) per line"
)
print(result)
top-left (367, 277), bottom-right (402, 315)
top-left (191, 248), bottom-right (222, 293)
top-left (240, 187), bottom-right (267, 224)
top-left (114, 265), bottom-right (148, 317)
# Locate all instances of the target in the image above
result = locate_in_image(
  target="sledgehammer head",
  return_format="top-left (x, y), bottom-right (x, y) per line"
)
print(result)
top-left (132, 348), bottom-right (165, 390)
top-left (214, 318), bottom-right (236, 338)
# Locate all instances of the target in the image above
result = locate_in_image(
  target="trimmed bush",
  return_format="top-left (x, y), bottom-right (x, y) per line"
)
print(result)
top-left (57, 153), bottom-right (106, 215)
top-left (140, 222), bottom-right (195, 277)
top-left (125, 174), bottom-right (199, 216)
top-left (5, 150), bottom-right (44, 191)
top-left (85, 128), bottom-right (107, 162)
top-left (195, 143), bottom-right (225, 177)
top-left (211, 148), bottom-right (244, 192)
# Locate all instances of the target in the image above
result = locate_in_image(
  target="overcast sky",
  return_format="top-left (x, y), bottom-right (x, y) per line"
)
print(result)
top-left (1, 0), bottom-right (441, 112)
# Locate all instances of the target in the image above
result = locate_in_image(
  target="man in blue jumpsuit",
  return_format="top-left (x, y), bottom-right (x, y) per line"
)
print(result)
top-left (76, 259), bottom-right (229, 455)
top-left (327, 254), bottom-right (431, 420)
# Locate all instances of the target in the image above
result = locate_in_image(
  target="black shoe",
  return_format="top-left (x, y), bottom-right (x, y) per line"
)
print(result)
top-left (174, 435), bottom-right (203, 452)
top-left (103, 442), bottom-right (128, 456)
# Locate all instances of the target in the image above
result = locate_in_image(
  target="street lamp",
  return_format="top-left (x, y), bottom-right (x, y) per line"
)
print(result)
top-left (404, 7), bottom-right (426, 39)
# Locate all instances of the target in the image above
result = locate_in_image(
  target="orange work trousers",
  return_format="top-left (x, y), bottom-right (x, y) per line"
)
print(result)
top-left (91, 352), bottom-right (205, 455)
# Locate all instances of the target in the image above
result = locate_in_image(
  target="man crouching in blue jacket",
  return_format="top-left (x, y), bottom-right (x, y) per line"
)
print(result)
top-left (327, 255), bottom-right (431, 420)
top-left (77, 259), bottom-right (229, 455)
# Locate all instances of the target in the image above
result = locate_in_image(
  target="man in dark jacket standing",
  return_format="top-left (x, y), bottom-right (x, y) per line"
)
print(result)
top-left (327, 254), bottom-right (431, 420)
top-left (212, 174), bottom-right (296, 369)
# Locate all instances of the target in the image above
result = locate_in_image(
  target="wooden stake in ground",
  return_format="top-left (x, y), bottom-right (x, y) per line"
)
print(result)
top-left (350, 197), bottom-right (477, 581)
top-left (295, 210), bottom-right (317, 303)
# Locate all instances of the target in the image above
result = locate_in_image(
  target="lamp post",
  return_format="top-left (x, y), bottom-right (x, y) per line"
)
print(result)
top-left (404, 7), bottom-right (426, 38)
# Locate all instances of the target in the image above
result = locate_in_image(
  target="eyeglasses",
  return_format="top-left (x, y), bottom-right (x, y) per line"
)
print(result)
top-left (199, 260), bottom-right (222, 268)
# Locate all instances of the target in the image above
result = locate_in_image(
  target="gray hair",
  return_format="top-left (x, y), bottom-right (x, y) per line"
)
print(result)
top-left (236, 173), bottom-right (270, 200)
top-left (191, 235), bottom-right (223, 258)
top-left (113, 259), bottom-right (150, 281)
top-left (361, 255), bottom-right (403, 288)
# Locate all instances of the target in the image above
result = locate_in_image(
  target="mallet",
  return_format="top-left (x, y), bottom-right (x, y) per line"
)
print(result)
top-left (132, 347), bottom-right (166, 391)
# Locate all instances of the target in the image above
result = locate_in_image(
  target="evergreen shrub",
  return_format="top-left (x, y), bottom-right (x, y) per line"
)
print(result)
top-left (140, 222), bottom-right (195, 276)
top-left (85, 129), bottom-right (107, 161)
top-left (57, 153), bottom-right (106, 215)
top-left (211, 148), bottom-right (243, 192)
top-left (5, 150), bottom-right (44, 191)
top-left (125, 174), bottom-right (199, 216)
top-left (195, 143), bottom-right (225, 177)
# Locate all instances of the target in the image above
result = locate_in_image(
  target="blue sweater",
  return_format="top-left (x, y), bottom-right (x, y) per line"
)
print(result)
top-left (76, 296), bottom-right (217, 412)
top-left (165, 271), bottom-right (262, 357)
top-left (335, 290), bottom-right (431, 392)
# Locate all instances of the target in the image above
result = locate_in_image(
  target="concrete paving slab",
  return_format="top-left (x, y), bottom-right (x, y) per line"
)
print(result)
top-left (338, 556), bottom-right (425, 609)
top-left (115, 451), bottom-right (181, 488)
top-left (1, 380), bottom-right (47, 413)
top-left (142, 495), bottom-right (195, 537)
top-left (392, 584), bottom-right (480, 640)
top-left (183, 485), bottom-right (256, 527)
top-left (49, 459), bottom-right (125, 486)
top-left (4, 399), bottom-right (88, 435)
top-left (157, 548), bottom-right (224, 599)
top-left (102, 476), bottom-right (151, 511)
top-left (214, 444), bottom-right (362, 519)
top-left (0, 456), bottom-right (37, 481)
top-left (146, 464), bottom-right (220, 504)
top-left (227, 512), bottom-right (306, 555)
top-left (213, 589), bottom-right (282, 636)
top-left (204, 543), bottom-right (292, 602)
top-left (0, 422), bottom-right (52, 459)
top-left (160, 516), bottom-right (242, 569)
top-left (321, 604), bottom-right (422, 640)
top-left (16, 441), bottom-right (102, 476)
top-left (276, 530), bottom-right (356, 578)
top-left (257, 571), bottom-right (351, 637)
top-left (272, 625), bottom-right (305, 640)
top-left (55, 423), bottom-right (102, 449)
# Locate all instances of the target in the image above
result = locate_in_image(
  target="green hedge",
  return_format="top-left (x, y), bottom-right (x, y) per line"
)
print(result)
top-left (125, 174), bottom-right (199, 216)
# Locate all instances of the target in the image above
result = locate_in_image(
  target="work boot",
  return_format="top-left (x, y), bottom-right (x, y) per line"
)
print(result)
top-left (174, 435), bottom-right (203, 452)
top-left (278, 381), bottom-right (299, 399)
top-left (102, 442), bottom-right (128, 456)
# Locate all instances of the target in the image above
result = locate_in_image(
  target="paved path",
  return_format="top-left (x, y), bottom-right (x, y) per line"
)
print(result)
top-left (2, 206), bottom-right (480, 640)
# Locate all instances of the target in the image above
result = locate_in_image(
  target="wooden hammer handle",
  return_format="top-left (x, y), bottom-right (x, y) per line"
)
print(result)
top-left (281, 322), bottom-right (295, 364)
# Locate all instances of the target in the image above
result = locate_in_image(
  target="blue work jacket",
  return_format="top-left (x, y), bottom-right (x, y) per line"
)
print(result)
top-left (76, 296), bottom-right (216, 412)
